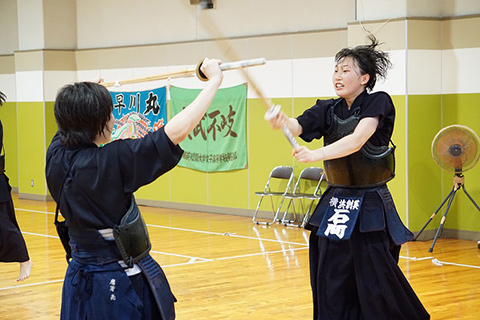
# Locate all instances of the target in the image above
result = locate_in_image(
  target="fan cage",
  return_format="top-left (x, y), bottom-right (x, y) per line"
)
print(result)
top-left (431, 125), bottom-right (480, 173)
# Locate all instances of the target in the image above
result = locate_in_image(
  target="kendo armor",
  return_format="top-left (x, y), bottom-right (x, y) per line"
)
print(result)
top-left (113, 197), bottom-right (152, 268)
top-left (323, 102), bottom-right (395, 188)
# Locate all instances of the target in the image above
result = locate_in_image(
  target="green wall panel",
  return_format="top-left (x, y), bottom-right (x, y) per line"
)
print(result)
top-left (292, 97), bottom-right (325, 174)
top-left (11, 93), bottom-right (479, 238)
top-left (290, 97), bottom-right (329, 214)
top-left (170, 166), bottom-right (207, 205)
top-left (208, 169), bottom-right (249, 209)
top-left (388, 95), bottom-right (407, 226)
top-left (45, 101), bottom-right (57, 148)
top-left (135, 174), bottom-right (171, 202)
top-left (441, 94), bottom-right (480, 231)
top-left (248, 98), bottom-right (294, 212)
top-left (407, 95), bottom-right (443, 231)
top-left (44, 101), bottom-right (57, 196)
top-left (17, 102), bottom-right (46, 195)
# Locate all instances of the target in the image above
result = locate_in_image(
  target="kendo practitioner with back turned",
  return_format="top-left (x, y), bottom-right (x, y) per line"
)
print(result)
top-left (46, 59), bottom-right (223, 320)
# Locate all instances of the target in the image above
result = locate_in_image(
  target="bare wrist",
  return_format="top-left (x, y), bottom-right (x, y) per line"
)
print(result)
top-left (209, 74), bottom-right (223, 85)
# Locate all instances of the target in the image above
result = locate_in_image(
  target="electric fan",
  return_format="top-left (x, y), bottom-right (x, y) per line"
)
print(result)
top-left (431, 125), bottom-right (480, 173)
top-left (414, 125), bottom-right (480, 252)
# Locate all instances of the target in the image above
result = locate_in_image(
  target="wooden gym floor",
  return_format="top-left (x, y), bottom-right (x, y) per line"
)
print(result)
top-left (1, 194), bottom-right (480, 319)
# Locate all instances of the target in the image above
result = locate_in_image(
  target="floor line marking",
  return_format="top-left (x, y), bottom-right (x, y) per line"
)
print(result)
top-left (3, 252), bottom-right (480, 292)
top-left (399, 256), bottom-right (434, 261)
top-left (146, 224), bottom-right (308, 246)
top-left (150, 250), bottom-right (211, 261)
top-left (15, 208), bottom-right (54, 215)
top-left (0, 279), bottom-right (64, 291)
top-left (0, 247), bottom-right (304, 290)
top-left (17, 206), bottom-right (480, 270)
top-left (22, 231), bottom-right (59, 239)
top-left (215, 247), bottom-right (309, 261)
top-left (15, 207), bottom-right (308, 246)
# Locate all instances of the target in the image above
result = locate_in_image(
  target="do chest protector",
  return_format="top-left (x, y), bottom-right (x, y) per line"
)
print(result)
top-left (323, 104), bottom-right (396, 188)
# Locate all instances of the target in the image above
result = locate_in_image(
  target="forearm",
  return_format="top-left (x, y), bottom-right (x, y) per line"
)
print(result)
top-left (286, 117), bottom-right (303, 137)
top-left (307, 118), bottom-right (377, 162)
top-left (165, 78), bottom-right (221, 145)
top-left (318, 134), bottom-right (364, 161)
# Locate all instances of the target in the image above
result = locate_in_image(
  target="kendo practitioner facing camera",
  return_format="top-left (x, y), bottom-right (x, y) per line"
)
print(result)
top-left (268, 35), bottom-right (430, 319)
top-left (45, 59), bottom-right (223, 320)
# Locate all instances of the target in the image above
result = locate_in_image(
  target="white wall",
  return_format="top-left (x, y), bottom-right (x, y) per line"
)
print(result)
top-left (75, 0), bottom-right (356, 49)
top-left (3, 0), bottom-right (480, 55)
top-left (17, 0), bottom-right (45, 51)
top-left (44, 0), bottom-right (77, 50)
top-left (0, 0), bottom-right (19, 55)
top-left (357, 0), bottom-right (480, 21)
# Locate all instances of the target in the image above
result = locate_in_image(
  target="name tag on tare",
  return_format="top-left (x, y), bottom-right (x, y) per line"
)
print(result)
top-left (318, 196), bottom-right (363, 240)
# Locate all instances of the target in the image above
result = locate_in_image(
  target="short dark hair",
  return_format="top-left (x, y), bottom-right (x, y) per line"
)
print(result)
top-left (0, 91), bottom-right (6, 106)
top-left (54, 82), bottom-right (113, 147)
top-left (335, 34), bottom-right (392, 91)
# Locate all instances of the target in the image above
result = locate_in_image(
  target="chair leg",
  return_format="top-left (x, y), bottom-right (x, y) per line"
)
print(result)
top-left (300, 199), bottom-right (316, 228)
top-left (273, 196), bottom-right (287, 223)
top-left (283, 198), bottom-right (304, 227)
top-left (282, 200), bottom-right (295, 225)
top-left (252, 196), bottom-right (265, 224)
top-left (281, 198), bottom-right (293, 224)
top-left (253, 195), bottom-right (281, 226)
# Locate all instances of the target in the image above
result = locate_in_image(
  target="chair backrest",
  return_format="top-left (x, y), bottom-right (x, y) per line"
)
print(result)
top-left (300, 167), bottom-right (324, 181)
top-left (295, 167), bottom-right (325, 196)
top-left (271, 166), bottom-right (294, 179)
top-left (264, 166), bottom-right (295, 193)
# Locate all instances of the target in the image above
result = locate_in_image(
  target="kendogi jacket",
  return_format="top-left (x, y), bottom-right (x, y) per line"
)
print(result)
top-left (297, 91), bottom-right (413, 244)
top-left (46, 126), bottom-right (183, 320)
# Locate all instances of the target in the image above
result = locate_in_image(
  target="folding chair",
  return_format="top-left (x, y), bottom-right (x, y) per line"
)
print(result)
top-left (281, 167), bottom-right (325, 227)
top-left (252, 166), bottom-right (295, 225)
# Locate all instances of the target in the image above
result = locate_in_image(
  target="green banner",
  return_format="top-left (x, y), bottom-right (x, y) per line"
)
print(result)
top-left (170, 84), bottom-right (247, 172)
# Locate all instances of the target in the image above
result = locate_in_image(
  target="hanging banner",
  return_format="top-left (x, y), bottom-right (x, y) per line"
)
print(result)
top-left (170, 84), bottom-right (247, 172)
top-left (109, 87), bottom-right (167, 140)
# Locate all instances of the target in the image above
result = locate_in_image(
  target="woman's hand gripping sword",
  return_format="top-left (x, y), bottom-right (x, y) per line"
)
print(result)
top-left (264, 105), bottom-right (299, 148)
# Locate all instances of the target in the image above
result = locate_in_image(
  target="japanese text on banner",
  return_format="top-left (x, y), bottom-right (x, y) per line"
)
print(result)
top-left (170, 84), bottom-right (247, 172)
top-left (109, 87), bottom-right (167, 140)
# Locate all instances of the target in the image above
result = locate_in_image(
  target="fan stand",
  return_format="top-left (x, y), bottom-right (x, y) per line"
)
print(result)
top-left (414, 171), bottom-right (480, 252)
